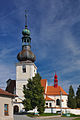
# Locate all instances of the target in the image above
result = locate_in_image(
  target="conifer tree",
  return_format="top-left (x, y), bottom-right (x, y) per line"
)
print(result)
top-left (22, 73), bottom-right (45, 114)
top-left (67, 85), bottom-right (76, 108)
top-left (76, 85), bottom-right (80, 108)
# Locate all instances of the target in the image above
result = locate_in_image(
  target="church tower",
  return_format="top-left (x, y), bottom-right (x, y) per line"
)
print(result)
top-left (16, 11), bottom-right (37, 99)
top-left (54, 73), bottom-right (58, 88)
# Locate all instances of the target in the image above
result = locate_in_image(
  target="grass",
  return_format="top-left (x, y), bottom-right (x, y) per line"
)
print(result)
top-left (27, 112), bottom-right (80, 118)
top-left (62, 113), bottom-right (80, 117)
top-left (39, 113), bottom-right (59, 116)
top-left (27, 113), bottom-right (59, 117)
top-left (73, 118), bottom-right (80, 120)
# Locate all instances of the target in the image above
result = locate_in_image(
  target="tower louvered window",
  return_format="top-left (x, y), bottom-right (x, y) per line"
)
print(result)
top-left (22, 65), bottom-right (26, 73)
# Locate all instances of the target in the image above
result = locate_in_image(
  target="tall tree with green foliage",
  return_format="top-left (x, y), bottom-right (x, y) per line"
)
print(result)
top-left (67, 85), bottom-right (76, 108)
top-left (22, 73), bottom-right (45, 114)
top-left (76, 85), bottom-right (80, 108)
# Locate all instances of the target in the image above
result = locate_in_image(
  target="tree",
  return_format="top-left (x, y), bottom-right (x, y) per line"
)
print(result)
top-left (76, 85), bottom-right (80, 108)
top-left (22, 73), bottom-right (45, 114)
top-left (67, 85), bottom-right (76, 109)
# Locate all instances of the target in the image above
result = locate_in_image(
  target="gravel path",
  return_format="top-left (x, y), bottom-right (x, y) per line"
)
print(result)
top-left (14, 115), bottom-right (79, 120)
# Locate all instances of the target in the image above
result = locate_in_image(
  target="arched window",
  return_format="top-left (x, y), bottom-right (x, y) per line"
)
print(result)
top-left (56, 99), bottom-right (60, 105)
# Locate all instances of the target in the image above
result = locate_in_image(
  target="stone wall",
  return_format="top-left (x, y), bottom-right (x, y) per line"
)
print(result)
top-left (44, 108), bottom-right (80, 115)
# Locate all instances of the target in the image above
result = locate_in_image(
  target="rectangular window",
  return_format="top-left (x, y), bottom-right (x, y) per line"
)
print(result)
top-left (4, 104), bottom-right (9, 116)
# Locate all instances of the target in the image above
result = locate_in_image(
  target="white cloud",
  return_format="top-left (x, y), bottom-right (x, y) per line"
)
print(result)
top-left (0, 63), bottom-right (16, 90)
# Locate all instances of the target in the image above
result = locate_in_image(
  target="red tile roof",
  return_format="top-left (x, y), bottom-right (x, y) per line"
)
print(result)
top-left (41, 79), bottom-right (47, 93)
top-left (46, 86), bottom-right (67, 95)
top-left (45, 96), bottom-right (54, 101)
top-left (0, 88), bottom-right (17, 97)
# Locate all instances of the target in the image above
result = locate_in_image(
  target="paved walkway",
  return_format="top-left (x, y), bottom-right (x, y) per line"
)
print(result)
top-left (14, 115), bottom-right (35, 120)
top-left (14, 115), bottom-right (79, 120)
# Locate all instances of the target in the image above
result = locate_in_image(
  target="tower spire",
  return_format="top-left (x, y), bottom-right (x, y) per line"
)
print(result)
top-left (17, 11), bottom-right (36, 62)
top-left (54, 73), bottom-right (58, 88)
top-left (25, 9), bottom-right (27, 28)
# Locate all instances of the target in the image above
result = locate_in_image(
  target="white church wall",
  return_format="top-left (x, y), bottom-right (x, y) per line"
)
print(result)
top-left (16, 64), bottom-right (31, 80)
top-left (68, 109), bottom-right (80, 115)
top-left (44, 108), bottom-right (80, 115)
top-left (45, 101), bottom-right (54, 108)
top-left (16, 62), bottom-right (37, 80)
top-left (15, 62), bottom-right (37, 113)
top-left (44, 108), bottom-right (61, 113)
top-left (16, 62), bottom-right (37, 99)
top-left (47, 95), bottom-right (68, 108)
top-left (61, 96), bottom-right (68, 108)
top-left (16, 81), bottom-right (28, 98)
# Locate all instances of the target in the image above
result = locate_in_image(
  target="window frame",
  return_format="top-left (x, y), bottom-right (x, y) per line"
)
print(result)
top-left (49, 103), bottom-right (52, 107)
top-left (56, 99), bottom-right (60, 106)
top-left (46, 103), bottom-right (48, 105)
top-left (4, 104), bottom-right (9, 116)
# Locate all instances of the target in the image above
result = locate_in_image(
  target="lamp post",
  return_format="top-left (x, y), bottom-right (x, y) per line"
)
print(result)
top-left (60, 90), bottom-right (62, 116)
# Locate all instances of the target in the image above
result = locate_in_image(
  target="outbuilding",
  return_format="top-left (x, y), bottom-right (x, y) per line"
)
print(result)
top-left (0, 88), bottom-right (17, 120)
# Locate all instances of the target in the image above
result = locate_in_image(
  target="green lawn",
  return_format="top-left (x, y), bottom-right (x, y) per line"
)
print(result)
top-left (73, 118), bottom-right (80, 120)
top-left (39, 113), bottom-right (59, 116)
top-left (27, 113), bottom-right (59, 117)
top-left (27, 113), bottom-right (80, 118)
top-left (62, 113), bottom-right (80, 117)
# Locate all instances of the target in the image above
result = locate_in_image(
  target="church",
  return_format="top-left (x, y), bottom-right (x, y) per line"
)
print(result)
top-left (6, 12), bottom-right (68, 113)
top-left (41, 74), bottom-right (68, 109)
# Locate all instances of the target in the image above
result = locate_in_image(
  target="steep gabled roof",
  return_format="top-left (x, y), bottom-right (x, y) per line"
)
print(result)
top-left (46, 86), bottom-right (67, 95)
top-left (41, 79), bottom-right (47, 93)
top-left (0, 88), bottom-right (17, 98)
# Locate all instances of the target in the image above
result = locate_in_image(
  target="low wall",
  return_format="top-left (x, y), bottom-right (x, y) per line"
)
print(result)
top-left (68, 109), bottom-right (80, 115)
top-left (44, 108), bottom-right (80, 115)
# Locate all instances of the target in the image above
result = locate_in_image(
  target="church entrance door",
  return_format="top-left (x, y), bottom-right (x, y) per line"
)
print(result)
top-left (14, 105), bottom-right (19, 114)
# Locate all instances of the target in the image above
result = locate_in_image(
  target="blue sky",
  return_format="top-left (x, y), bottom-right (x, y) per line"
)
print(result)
top-left (0, 0), bottom-right (80, 93)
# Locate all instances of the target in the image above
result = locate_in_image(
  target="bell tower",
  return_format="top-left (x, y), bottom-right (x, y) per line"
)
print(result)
top-left (16, 11), bottom-right (37, 99)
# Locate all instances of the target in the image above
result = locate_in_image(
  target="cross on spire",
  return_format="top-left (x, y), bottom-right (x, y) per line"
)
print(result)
top-left (25, 9), bottom-right (27, 28)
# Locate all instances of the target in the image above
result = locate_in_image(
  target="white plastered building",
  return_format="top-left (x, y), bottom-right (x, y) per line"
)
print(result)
top-left (13, 14), bottom-right (37, 113)
top-left (41, 73), bottom-right (68, 113)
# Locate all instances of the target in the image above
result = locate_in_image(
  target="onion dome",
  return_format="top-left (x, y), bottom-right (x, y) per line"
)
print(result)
top-left (22, 28), bottom-right (30, 36)
top-left (17, 47), bottom-right (36, 62)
